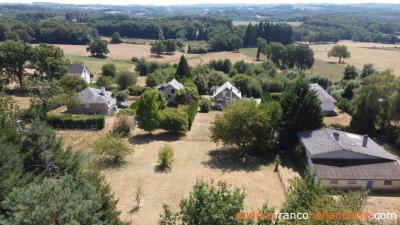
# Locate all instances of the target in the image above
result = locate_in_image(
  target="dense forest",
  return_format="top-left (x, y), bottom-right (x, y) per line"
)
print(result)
top-left (1, 3), bottom-right (400, 46)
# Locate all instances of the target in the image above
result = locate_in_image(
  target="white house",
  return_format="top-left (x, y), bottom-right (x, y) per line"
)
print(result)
top-left (298, 128), bottom-right (400, 191)
top-left (211, 82), bottom-right (242, 105)
top-left (309, 83), bottom-right (336, 113)
top-left (157, 79), bottom-right (184, 104)
top-left (67, 64), bottom-right (91, 83)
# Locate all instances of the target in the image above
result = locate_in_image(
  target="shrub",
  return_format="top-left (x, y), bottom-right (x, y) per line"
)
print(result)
top-left (47, 113), bottom-right (105, 130)
top-left (160, 108), bottom-right (188, 133)
top-left (118, 108), bottom-right (136, 116)
top-left (187, 99), bottom-right (199, 129)
top-left (94, 134), bottom-right (130, 163)
top-left (116, 71), bottom-right (137, 90)
top-left (131, 57), bottom-right (139, 62)
top-left (110, 32), bottom-right (122, 44)
top-left (128, 85), bottom-right (146, 96)
top-left (115, 90), bottom-right (129, 102)
top-left (101, 63), bottom-right (117, 77)
top-left (112, 115), bottom-right (133, 137)
top-left (199, 99), bottom-right (210, 113)
top-left (59, 75), bottom-right (88, 94)
top-left (188, 46), bottom-right (207, 54)
top-left (175, 87), bottom-right (199, 105)
top-left (96, 76), bottom-right (113, 89)
top-left (158, 145), bottom-right (174, 171)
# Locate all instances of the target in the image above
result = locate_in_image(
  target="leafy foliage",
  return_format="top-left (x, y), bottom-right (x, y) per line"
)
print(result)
top-left (116, 71), bottom-right (137, 90)
top-left (86, 37), bottom-right (109, 58)
top-left (160, 108), bottom-right (189, 133)
top-left (158, 145), bottom-right (175, 171)
top-left (328, 45), bottom-right (350, 63)
top-left (94, 133), bottom-right (130, 164)
top-left (136, 89), bottom-right (167, 134)
top-left (175, 55), bottom-right (191, 81)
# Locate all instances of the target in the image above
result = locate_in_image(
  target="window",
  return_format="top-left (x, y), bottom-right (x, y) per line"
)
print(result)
top-left (384, 180), bottom-right (392, 185)
top-left (329, 180), bottom-right (338, 184)
top-left (347, 180), bottom-right (356, 185)
top-left (171, 89), bottom-right (175, 94)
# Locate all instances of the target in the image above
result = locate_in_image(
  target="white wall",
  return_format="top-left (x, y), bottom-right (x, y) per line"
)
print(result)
top-left (321, 102), bottom-right (334, 112)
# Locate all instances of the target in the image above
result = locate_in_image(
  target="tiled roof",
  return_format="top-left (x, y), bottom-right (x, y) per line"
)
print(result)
top-left (212, 81), bottom-right (242, 98)
top-left (298, 128), bottom-right (395, 160)
top-left (309, 83), bottom-right (337, 104)
top-left (313, 159), bottom-right (400, 180)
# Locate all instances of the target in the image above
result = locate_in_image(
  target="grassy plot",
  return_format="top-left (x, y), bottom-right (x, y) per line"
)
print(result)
top-left (65, 54), bottom-right (134, 77)
top-left (305, 59), bottom-right (344, 81)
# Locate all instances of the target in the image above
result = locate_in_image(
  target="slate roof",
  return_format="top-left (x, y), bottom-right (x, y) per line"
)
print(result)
top-left (312, 159), bottom-right (400, 180)
top-left (76, 87), bottom-right (114, 105)
top-left (309, 83), bottom-right (337, 104)
top-left (67, 64), bottom-right (86, 74)
top-left (158, 79), bottom-right (184, 90)
top-left (212, 81), bottom-right (242, 98)
top-left (298, 128), bottom-right (395, 160)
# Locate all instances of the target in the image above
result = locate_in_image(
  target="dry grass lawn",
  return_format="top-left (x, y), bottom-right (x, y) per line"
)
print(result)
top-left (310, 40), bottom-right (400, 77)
top-left (323, 107), bottom-right (352, 127)
top-left (102, 111), bottom-right (286, 225)
top-left (10, 95), bottom-right (32, 109)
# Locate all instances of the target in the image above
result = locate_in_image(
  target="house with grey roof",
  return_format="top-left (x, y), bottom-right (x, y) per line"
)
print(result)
top-left (309, 83), bottom-right (336, 113)
top-left (298, 128), bottom-right (400, 191)
top-left (212, 81), bottom-right (242, 105)
top-left (68, 87), bottom-right (116, 115)
top-left (157, 79), bottom-right (184, 104)
top-left (67, 64), bottom-right (91, 83)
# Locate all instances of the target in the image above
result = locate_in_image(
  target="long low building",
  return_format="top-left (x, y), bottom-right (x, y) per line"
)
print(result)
top-left (298, 128), bottom-right (400, 191)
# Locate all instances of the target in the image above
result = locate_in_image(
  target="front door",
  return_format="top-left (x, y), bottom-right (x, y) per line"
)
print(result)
top-left (366, 180), bottom-right (373, 189)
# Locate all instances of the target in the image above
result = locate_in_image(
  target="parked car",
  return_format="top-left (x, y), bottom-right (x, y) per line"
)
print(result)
top-left (116, 102), bottom-right (128, 109)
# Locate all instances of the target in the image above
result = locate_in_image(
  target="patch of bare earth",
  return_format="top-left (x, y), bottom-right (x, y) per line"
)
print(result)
top-left (323, 107), bottom-right (352, 127)
top-left (102, 111), bottom-right (286, 225)
top-left (10, 95), bottom-right (32, 109)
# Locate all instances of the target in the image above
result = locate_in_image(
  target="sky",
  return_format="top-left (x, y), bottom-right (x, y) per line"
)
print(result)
top-left (2, 0), bottom-right (400, 5)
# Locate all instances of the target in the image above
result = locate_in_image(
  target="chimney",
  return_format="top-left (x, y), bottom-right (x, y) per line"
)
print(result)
top-left (100, 86), bottom-right (105, 96)
top-left (333, 131), bottom-right (339, 141)
top-left (362, 135), bottom-right (368, 147)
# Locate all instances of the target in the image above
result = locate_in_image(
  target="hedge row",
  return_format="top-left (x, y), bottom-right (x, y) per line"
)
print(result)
top-left (47, 113), bottom-right (105, 130)
top-left (187, 99), bottom-right (199, 129)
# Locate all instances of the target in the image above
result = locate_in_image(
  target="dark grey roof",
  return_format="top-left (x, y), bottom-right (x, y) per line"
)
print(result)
top-left (309, 83), bottom-right (336, 104)
top-left (76, 87), bottom-right (114, 105)
top-left (298, 128), bottom-right (395, 161)
top-left (67, 64), bottom-right (85, 74)
top-left (313, 159), bottom-right (400, 180)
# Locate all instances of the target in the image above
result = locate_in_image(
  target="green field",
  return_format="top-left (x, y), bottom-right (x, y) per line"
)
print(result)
top-left (65, 54), bottom-right (134, 76)
top-left (240, 47), bottom-right (344, 81)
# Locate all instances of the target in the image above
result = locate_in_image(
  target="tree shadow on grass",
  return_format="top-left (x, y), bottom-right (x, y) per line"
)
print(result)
top-left (128, 131), bottom-right (184, 145)
top-left (95, 158), bottom-right (129, 171)
top-left (202, 148), bottom-right (275, 172)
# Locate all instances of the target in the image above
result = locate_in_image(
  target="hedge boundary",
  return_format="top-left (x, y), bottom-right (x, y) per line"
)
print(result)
top-left (187, 99), bottom-right (199, 129)
top-left (47, 113), bottom-right (105, 130)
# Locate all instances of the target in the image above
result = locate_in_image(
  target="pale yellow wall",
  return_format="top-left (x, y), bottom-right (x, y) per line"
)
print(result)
top-left (320, 179), bottom-right (400, 191)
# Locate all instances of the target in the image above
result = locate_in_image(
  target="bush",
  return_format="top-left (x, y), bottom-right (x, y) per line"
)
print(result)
top-left (188, 46), bottom-right (207, 54)
top-left (128, 85), bottom-right (146, 96)
top-left (116, 71), bottom-right (137, 90)
top-left (187, 99), bottom-right (199, 129)
top-left (294, 144), bottom-right (305, 167)
top-left (131, 57), bottom-right (139, 62)
top-left (175, 87), bottom-right (199, 105)
top-left (96, 76), bottom-right (113, 89)
top-left (199, 99), bottom-right (210, 113)
top-left (59, 75), bottom-right (88, 93)
top-left (110, 32), bottom-right (122, 44)
top-left (94, 134), bottom-right (130, 163)
top-left (118, 108), bottom-right (136, 116)
top-left (101, 63), bottom-right (117, 77)
top-left (115, 90), bottom-right (129, 102)
top-left (160, 108), bottom-right (188, 133)
top-left (47, 113), bottom-right (105, 130)
top-left (112, 115), bottom-right (133, 137)
top-left (158, 145), bottom-right (174, 171)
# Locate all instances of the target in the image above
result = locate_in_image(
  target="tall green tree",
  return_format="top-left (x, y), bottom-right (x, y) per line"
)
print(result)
top-left (210, 99), bottom-right (281, 151)
top-left (110, 32), bottom-right (123, 44)
top-left (294, 44), bottom-right (314, 71)
top-left (101, 63), bottom-right (117, 77)
top-left (175, 55), bottom-right (191, 81)
top-left (151, 41), bottom-right (166, 56)
top-left (361, 63), bottom-right (376, 78)
top-left (343, 65), bottom-right (358, 80)
top-left (281, 79), bottom-right (323, 146)
top-left (350, 71), bottom-right (400, 135)
top-left (86, 37), bottom-right (109, 58)
top-left (0, 40), bottom-right (32, 87)
top-left (136, 89), bottom-right (167, 134)
top-left (31, 43), bottom-right (69, 79)
top-left (328, 45), bottom-right (350, 63)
